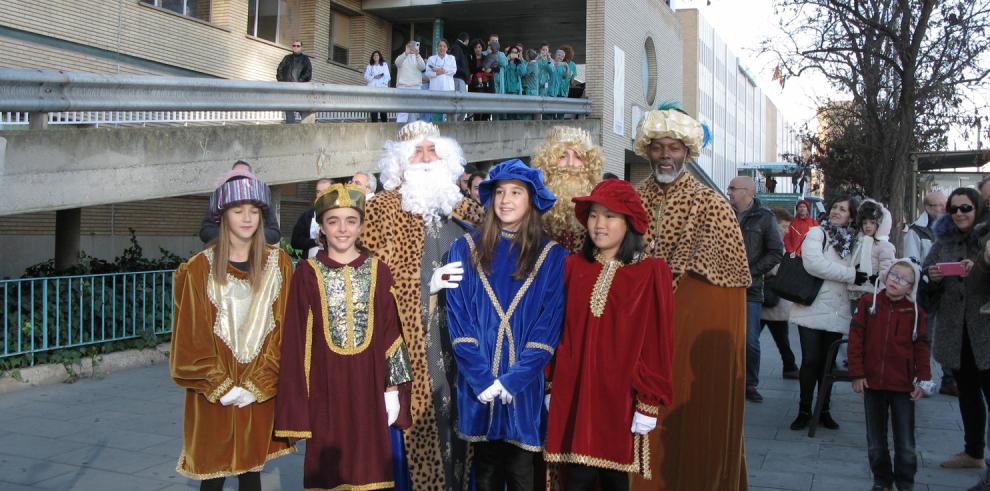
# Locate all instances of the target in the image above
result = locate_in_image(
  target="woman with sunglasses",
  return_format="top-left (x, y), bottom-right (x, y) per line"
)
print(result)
top-left (923, 187), bottom-right (990, 471)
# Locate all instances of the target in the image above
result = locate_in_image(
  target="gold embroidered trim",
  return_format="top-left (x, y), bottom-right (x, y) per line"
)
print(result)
top-left (207, 377), bottom-right (233, 403)
top-left (636, 400), bottom-right (660, 416)
top-left (544, 434), bottom-right (651, 478)
top-left (385, 336), bottom-right (404, 357)
top-left (309, 258), bottom-right (378, 356)
top-left (175, 445), bottom-right (296, 480)
top-left (464, 234), bottom-right (556, 377)
top-left (590, 254), bottom-right (622, 318)
top-left (243, 379), bottom-right (267, 402)
top-left (274, 430), bottom-right (312, 439)
top-left (524, 342), bottom-right (555, 354)
top-left (305, 309), bottom-right (313, 398)
top-left (452, 337), bottom-right (480, 346)
top-left (305, 481), bottom-right (396, 491)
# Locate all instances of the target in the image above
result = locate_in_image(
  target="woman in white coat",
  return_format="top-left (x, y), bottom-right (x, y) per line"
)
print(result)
top-left (789, 195), bottom-right (869, 431)
top-left (364, 50), bottom-right (391, 122)
top-left (426, 38), bottom-right (457, 122)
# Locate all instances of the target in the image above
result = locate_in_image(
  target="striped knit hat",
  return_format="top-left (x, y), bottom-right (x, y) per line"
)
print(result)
top-left (208, 171), bottom-right (272, 222)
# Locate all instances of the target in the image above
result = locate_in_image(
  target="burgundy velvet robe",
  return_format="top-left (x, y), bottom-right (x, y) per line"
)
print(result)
top-left (545, 254), bottom-right (675, 478)
top-left (275, 252), bottom-right (411, 490)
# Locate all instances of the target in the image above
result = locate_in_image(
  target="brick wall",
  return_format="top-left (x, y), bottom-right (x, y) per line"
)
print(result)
top-left (0, 0), bottom-right (391, 84)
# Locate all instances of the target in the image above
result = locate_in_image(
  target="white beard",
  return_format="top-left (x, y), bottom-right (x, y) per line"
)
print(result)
top-left (653, 159), bottom-right (687, 184)
top-left (400, 161), bottom-right (464, 224)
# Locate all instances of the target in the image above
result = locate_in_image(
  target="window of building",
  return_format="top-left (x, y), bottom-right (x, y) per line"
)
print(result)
top-left (248, 0), bottom-right (301, 46)
top-left (142, 0), bottom-right (210, 21)
top-left (330, 11), bottom-right (352, 64)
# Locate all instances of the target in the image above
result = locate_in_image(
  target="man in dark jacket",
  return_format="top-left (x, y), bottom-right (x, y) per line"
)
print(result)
top-left (290, 178), bottom-right (333, 258)
top-left (277, 40), bottom-right (313, 123)
top-left (450, 32), bottom-right (471, 121)
top-left (728, 176), bottom-right (784, 403)
top-left (199, 160), bottom-right (281, 245)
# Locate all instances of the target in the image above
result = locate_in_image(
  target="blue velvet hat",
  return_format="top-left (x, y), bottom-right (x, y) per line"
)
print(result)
top-left (478, 159), bottom-right (557, 213)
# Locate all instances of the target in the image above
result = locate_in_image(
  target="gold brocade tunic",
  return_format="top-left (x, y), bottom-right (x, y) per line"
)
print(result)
top-left (170, 246), bottom-right (294, 479)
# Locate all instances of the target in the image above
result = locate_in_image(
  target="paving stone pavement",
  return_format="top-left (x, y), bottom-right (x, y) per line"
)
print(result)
top-left (0, 325), bottom-right (984, 490)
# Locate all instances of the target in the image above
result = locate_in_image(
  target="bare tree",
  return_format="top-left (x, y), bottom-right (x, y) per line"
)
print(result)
top-left (767, 0), bottom-right (990, 244)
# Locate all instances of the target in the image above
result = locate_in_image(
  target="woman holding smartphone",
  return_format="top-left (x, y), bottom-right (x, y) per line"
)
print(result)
top-left (923, 186), bottom-right (990, 470)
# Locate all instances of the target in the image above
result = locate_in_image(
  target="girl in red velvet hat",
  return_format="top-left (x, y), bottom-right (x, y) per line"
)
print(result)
top-left (544, 178), bottom-right (675, 490)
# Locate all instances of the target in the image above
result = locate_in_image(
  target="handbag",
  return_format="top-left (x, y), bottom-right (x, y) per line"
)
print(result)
top-left (768, 235), bottom-right (828, 306)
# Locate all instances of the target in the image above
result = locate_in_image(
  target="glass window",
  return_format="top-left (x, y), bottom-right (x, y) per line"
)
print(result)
top-left (142, 0), bottom-right (210, 21)
top-left (248, 0), bottom-right (300, 46)
top-left (330, 11), bottom-right (351, 64)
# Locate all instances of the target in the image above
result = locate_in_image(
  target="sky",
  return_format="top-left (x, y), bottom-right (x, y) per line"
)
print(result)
top-left (669, 0), bottom-right (988, 150)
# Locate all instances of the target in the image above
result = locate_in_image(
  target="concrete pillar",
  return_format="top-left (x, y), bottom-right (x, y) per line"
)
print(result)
top-left (55, 208), bottom-right (81, 272)
top-left (29, 112), bottom-right (49, 130)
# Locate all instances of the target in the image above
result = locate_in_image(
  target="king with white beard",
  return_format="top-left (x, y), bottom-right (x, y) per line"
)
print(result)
top-left (361, 121), bottom-right (483, 491)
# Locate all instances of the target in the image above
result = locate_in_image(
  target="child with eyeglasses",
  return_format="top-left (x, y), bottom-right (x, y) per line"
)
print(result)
top-left (848, 258), bottom-right (931, 491)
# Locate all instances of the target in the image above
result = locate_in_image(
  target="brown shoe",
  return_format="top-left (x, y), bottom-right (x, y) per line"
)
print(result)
top-left (942, 452), bottom-right (986, 469)
top-left (941, 384), bottom-right (960, 397)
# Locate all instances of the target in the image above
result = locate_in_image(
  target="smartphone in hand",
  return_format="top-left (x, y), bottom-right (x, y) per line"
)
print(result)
top-left (937, 262), bottom-right (968, 277)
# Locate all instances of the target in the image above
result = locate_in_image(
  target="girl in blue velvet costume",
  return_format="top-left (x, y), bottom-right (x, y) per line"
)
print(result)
top-left (444, 159), bottom-right (567, 491)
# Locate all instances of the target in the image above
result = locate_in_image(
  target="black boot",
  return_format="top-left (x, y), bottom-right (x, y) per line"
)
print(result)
top-left (790, 404), bottom-right (812, 430)
top-left (819, 411), bottom-right (840, 430)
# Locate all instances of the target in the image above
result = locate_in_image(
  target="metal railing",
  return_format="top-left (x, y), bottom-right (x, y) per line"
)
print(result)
top-left (1, 270), bottom-right (175, 366)
top-left (0, 110), bottom-right (377, 127)
top-left (0, 68), bottom-right (591, 116)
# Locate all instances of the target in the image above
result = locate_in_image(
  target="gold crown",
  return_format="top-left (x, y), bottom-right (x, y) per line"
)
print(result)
top-left (547, 126), bottom-right (595, 147)
top-left (397, 121), bottom-right (441, 142)
top-left (314, 183), bottom-right (367, 219)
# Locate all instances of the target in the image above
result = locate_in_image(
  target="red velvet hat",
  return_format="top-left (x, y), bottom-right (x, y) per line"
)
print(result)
top-left (572, 179), bottom-right (650, 234)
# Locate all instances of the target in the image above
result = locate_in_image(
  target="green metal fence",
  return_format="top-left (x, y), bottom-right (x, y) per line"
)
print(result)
top-left (1, 270), bottom-right (175, 366)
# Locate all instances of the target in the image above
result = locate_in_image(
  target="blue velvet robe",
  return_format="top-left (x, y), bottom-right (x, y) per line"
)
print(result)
top-left (445, 232), bottom-right (566, 451)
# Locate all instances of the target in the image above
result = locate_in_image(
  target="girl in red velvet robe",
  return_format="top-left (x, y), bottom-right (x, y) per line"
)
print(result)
top-left (544, 179), bottom-right (675, 490)
top-left (275, 183), bottom-right (413, 490)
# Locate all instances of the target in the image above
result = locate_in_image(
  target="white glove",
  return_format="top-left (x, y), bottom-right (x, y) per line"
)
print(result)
top-left (499, 387), bottom-right (514, 405)
top-left (430, 262), bottom-right (464, 294)
top-left (385, 390), bottom-right (400, 426)
top-left (219, 386), bottom-right (247, 406)
top-left (478, 380), bottom-right (506, 403)
top-left (631, 411), bottom-right (657, 435)
top-left (544, 394), bottom-right (551, 411)
top-left (235, 389), bottom-right (257, 408)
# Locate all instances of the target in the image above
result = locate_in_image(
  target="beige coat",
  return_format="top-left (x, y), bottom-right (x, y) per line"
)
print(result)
top-left (789, 227), bottom-right (861, 334)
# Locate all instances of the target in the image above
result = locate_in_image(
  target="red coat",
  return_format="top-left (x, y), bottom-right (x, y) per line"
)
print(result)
top-left (847, 292), bottom-right (931, 392)
top-left (783, 215), bottom-right (818, 255)
top-left (545, 255), bottom-right (674, 477)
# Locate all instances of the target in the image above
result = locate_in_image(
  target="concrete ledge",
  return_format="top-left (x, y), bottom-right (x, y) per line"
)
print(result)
top-left (0, 342), bottom-right (170, 395)
top-left (0, 119), bottom-right (602, 215)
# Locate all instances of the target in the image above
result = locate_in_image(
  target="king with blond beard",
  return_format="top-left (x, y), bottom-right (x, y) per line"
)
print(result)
top-left (530, 126), bottom-right (604, 252)
top-left (360, 121), bottom-right (484, 491)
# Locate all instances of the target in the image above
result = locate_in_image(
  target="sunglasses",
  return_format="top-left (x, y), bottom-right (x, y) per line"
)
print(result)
top-left (948, 204), bottom-right (975, 214)
top-left (292, 44), bottom-right (301, 47)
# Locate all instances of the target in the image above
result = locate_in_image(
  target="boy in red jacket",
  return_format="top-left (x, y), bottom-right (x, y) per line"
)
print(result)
top-left (849, 258), bottom-right (931, 491)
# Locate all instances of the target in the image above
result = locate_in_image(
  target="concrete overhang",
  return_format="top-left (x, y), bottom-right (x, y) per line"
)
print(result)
top-left (0, 119), bottom-right (601, 216)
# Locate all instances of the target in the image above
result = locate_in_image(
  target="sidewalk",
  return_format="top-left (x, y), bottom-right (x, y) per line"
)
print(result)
top-left (0, 326), bottom-right (983, 490)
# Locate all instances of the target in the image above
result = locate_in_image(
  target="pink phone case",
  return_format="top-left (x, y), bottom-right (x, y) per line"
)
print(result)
top-left (937, 262), bottom-right (967, 276)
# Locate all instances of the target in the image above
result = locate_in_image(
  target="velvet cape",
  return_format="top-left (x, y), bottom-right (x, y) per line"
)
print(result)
top-left (445, 232), bottom-right (567, 451)
top-left (169, 246), bottom-right (295, 480)
top-left (544, 254), bottom-right (675, 478)
top-left (274, 251), bottom-right (412, 490)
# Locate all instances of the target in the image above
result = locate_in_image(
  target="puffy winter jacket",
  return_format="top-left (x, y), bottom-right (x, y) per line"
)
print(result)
top-left (847, 292), bottom-right (930, 392)
top-left (789, 227), bottom-right (860, 333)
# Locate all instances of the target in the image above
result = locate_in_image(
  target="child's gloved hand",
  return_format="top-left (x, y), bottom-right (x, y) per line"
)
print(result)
top-left (429, 262), bottom-right (464, 294)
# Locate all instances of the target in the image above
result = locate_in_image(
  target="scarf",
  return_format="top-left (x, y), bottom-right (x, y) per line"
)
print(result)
top-left (820, 219), bottom-right (858, 259)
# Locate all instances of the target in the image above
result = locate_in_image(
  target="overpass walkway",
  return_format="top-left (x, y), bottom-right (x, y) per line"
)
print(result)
top-left (0, 330), bottom-right (979, 490)
top-left (0, 69), bottom-right (596, 216)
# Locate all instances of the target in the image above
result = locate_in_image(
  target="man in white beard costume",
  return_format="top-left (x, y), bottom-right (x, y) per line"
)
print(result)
top-left (361, 121), bottom-right (484, 491)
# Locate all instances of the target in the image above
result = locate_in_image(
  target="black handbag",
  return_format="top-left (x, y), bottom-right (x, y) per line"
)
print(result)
top-left (768, 255), bottom-right (823, 306)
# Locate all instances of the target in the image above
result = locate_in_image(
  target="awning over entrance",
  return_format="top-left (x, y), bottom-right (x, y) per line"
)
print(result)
top-left (914, 149), bottom-right (990, 172)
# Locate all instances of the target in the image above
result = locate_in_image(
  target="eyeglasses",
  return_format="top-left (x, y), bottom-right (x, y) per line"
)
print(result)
top-left (948, 204), bottom-right (975, 214)
top-left (887, 271), bottom-right (914, 287)
top-left (292, 44), bottom-right (301, 47)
